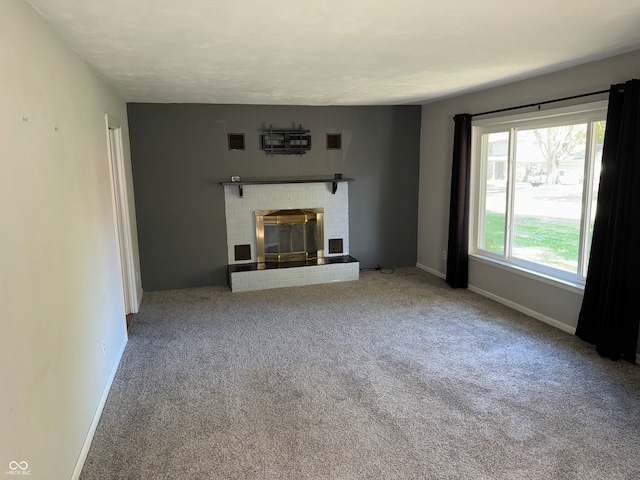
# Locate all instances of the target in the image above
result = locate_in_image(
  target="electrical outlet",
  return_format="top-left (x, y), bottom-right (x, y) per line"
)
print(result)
top-left (102, 339), bottom-right (106, 357)
top-left (442, 250), bottom-right (447, 260)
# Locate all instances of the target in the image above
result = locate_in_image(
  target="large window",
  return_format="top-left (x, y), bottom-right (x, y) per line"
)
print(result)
top-left (471, 102), bottom-right (606, 285)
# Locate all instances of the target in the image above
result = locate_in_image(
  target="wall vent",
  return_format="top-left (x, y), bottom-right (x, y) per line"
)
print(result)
top-left (326, 133), bottom-right (342, 150)
top-left (228, 133), bottom-right (245, 151)
top-left (329, 238), bottom-right (343, 254)
top-left (234, 244), bottom-right (251, 261)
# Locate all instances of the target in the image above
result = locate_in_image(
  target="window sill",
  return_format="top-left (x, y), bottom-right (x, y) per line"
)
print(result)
top-left (469, 253), bottom-right (585, 295)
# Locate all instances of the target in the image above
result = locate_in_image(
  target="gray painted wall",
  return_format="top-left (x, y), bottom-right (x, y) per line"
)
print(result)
top-left (418, 48), bottom-right (640, 343)
top-left (128, 104), bottom-right (421, 290)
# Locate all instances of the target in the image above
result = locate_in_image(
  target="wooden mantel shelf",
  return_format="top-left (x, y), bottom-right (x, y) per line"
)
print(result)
top-left (220, 176), bottom-right (355, 197)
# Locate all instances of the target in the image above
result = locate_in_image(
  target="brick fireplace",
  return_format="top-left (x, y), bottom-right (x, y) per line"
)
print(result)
top-left (223, 179), bottom-right (359, 292)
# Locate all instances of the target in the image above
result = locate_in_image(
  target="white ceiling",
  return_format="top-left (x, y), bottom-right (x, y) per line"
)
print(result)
top-left (27, 0), bottom-right (640, 106)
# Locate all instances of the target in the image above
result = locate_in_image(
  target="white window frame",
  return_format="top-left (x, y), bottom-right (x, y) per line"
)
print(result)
top-left (469, 101), bottom-right (608, 289)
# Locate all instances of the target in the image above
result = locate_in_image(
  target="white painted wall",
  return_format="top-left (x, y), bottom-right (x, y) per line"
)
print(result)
top-left (418, 49), bottom-right (640, 335)
top-left (0, 1), bottom-right (142, 478)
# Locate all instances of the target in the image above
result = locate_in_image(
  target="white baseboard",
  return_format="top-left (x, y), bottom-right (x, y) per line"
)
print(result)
top-left (416, 262), bottom-right (445, 279)
top-left (467, 285), bottom-right (576, 335)
top-left (71, 336), bottom-right (128, 480)
top-left (135, 288), bottom-right (143, 314)
top-left (415, 264), bottom-right (640, 364)
top-left (415, 262), bottom-right (576, 335)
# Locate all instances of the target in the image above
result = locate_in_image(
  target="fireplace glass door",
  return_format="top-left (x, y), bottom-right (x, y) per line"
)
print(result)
top-left (256, 208), bottom-right (324, 263)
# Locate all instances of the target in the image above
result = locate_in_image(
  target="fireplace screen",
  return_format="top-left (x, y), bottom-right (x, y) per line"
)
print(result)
top-left (255, 208), bottom-right (324, 263)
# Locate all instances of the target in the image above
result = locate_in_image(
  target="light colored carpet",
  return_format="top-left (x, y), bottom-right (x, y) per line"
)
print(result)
top-left (80, 268), bottom-right (640, 479)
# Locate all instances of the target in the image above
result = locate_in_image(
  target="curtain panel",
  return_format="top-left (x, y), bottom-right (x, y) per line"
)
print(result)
top-left (446, 114), bottom-right (472, 288)
top-left (576, 79), bottom-right (640, 363)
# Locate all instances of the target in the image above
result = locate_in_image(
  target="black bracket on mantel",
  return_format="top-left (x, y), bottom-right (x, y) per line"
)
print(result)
top-left (220, 175), bottom-right (355, 198)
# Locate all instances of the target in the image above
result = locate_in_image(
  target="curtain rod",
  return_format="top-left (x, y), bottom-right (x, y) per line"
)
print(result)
top-left (471, 88), bottom-right (611, 118)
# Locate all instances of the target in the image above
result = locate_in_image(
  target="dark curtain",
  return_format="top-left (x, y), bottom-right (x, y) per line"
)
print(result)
top-left (446, 114), bottom-right (472, 288)
top-left (576, 79), bottom-right (640, 363)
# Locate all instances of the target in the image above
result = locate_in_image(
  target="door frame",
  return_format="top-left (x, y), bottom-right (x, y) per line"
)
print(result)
top-left (105, 113), bottom-right (138, 315)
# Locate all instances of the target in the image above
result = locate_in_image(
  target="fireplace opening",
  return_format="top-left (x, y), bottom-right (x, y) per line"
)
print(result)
top-left (256, 208), bottom-right (324, 263)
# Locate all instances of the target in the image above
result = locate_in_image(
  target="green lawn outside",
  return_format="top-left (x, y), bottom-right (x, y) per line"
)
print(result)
top-left (483, 212), bottom-right (581, 272)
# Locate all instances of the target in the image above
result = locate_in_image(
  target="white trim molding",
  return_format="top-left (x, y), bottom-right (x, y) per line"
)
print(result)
top-left (416, 264), bottom-right (640, 363)
top-left (416, 262), bottom-right (444, 279)
top-left (416, 263), bottom-right (576, 335)
top-left (467, 284), bottom-right (576, 335)
top-left (105, 113), bottom-right (139, 314)
top-left (71, 337), bottom-right (127, 480)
